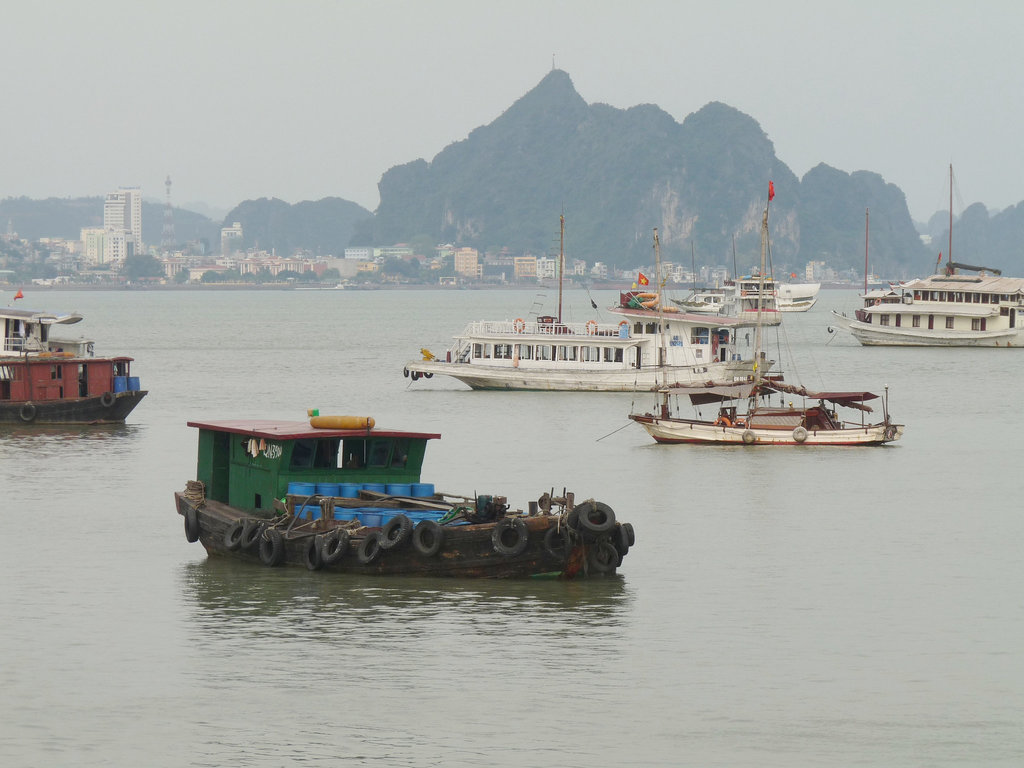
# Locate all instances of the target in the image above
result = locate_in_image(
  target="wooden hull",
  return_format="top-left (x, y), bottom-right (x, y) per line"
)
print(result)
top-left (175, 492), bottom-right (630, 579)
top-left (629, 413), bottom-right (903, 446)
top-left (0, 390), bottom-right (147, 425)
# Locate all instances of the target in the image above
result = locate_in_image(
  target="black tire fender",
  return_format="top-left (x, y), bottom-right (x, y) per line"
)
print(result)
top-left (100, 391), bottom-right (116, 407)
top-left (380, 514), bottom-right (413, 550)
top-left (184, 506), bottom-right (201, 543)
top-left (240, 519), bottom-right (264, 549)
top-left (576, 501), bottom-right (616, 536)
top-left (19, 403), bottom-right (36, 422)
top-left (587, 540), bottom-right (619, 573)
top-left (320, 529), bottom-right (350, 565)
top-left (543, 525), bottom-right (572, 559)
top-left (742, 429), bottom-right (756, 445)
top-left (411, 519), bottom-right (444, 557)
top-left (259, 528), bottom-right (285, 567)
top-left (304, 535), bottom-right (324, 570)
top-left (491, 516), bottom-right (529, 556)
top-left (356, 533), bottom-right (382, 565)
top-left (223, 520), bottom-right (245, 551)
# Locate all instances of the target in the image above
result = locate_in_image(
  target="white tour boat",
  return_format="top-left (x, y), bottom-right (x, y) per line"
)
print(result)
top-left (829, 267), bottom-right (1024, 347)
top-left (403, 303), bottom-right (768, 392)
top-left (776, 281), bottom-right (820, 312)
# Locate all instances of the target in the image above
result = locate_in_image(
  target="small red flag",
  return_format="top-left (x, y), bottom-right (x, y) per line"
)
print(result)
top-left (14, 290), bottom-right (24, 300)
top-left (638, 272), bottom-right (649, 286)
top-left (768, 181), bottom-right (775, 201)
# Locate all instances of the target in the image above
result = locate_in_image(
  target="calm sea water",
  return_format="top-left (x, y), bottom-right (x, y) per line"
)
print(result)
top-left (1, 287), bottom-right (1022, 767)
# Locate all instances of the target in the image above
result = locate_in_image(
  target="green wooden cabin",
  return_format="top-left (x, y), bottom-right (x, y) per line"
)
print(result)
top-left (187, 419), bottom-right (441, 512)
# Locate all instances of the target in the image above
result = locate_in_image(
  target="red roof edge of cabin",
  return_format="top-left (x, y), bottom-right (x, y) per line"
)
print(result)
top-left (185, 419), bottom-right (442, 442)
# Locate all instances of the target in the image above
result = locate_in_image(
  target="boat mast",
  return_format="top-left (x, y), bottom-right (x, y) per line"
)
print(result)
top-left (691, 242), bottom-right (696, 292)
top-left (558, 213), bottom-right (565, 324)
top-left (864, 208), bottom-right (869, 294)
top-left (754, 188), bottom-right (771, 388)
top-left (948, 163), bottom-right (953, 270)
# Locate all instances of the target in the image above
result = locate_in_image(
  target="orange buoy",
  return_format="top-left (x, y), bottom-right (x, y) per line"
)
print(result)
top-left (310, 415), bottom-right (375, 430)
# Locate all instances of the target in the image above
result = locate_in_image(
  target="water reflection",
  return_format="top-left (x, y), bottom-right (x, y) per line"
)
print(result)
top-left (178, 557), bottom-right (634, 647)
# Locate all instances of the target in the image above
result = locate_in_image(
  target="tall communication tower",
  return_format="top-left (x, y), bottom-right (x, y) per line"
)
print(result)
top-left (161, 175), bottom-right (176, 249)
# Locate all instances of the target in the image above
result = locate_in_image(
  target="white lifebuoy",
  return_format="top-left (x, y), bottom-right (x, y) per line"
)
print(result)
top-left (585, 320), bottom-right (598, 335)
top-left (792, 426), bottom-right (808, 443)
top-left (513, 318), bottom-right (526, 333)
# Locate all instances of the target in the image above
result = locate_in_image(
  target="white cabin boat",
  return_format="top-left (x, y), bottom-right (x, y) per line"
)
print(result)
top-left (404, 298), bottom-right (770, 392)
top-left (672, 288), bottom-right (728, 314)
top-left (830, 266), bottom-right (1024, 347)
top-left (777, 282), bottom-right (820, 312)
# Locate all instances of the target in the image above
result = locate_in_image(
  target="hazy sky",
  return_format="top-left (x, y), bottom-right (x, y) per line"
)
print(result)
top-left (3, 0), bottom-right (1021, 222)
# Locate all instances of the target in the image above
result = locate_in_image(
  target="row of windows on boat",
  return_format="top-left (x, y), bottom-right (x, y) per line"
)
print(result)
top-left (901, 291), bottom-right (1022, 303)
top-left (287, 437), bottom-right (412, 471)
top-left (469, 331), bottom-right (721, 362)
top-left (870, 313), bottom-right (1012, 330)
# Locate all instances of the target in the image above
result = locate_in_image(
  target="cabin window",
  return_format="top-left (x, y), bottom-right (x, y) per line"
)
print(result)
top-left (895, 314), bottom-right (902, 327)
top-left (50, 364), bottom-right (62, 380)
top-left (582, 346), bottom-right (600, 362)
top-left (972, 318), bottom-right (981, 330)
top-left (536, 345), bottom-right (553, 361)
top-left (912, 315), bottom-right (921, 328)
top-left (972, 293), bottom-right (980, 303)
top-left (494, 343), bottom-right (513, 360)
top-left (516, 344), bottom-right (532, 360)
top-left (342, 439), bottom-right (366, 469)
top-left (945, 316), bottom-right (954, 329)
top-left (367, 440), bottom-right (391, 468)
top-left (690, 327), bottom-right (710, 345)
top-left (390, 438), bottom-right (410, 469)
top-left (928, 315), bottom-right (934, 329)
top-left (557, 345), bottom-right (577, 361)
top-left (603, 347), bottom-right (622, 363)
top-left (633, 322), bottom-right (643, 335)
top-left (644, 323), bottom-right (657, 335)
top-left (879, 315), bottom-right (890, 326)
top-left (290, 438), bottom-right (339, 469)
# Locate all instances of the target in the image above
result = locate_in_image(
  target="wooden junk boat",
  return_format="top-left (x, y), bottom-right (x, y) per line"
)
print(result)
top-left (174, 414), bottom-right (634, 578)
top-left (1, 304), bottom-right (146, 424)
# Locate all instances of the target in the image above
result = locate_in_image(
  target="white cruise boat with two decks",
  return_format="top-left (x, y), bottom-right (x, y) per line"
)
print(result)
top-left (403, 293), bottom-right (770, 392)
top-left (830, 264), bottom-right (1024, 347)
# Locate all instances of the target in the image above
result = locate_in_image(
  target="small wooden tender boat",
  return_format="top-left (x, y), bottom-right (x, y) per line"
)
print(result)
top-left (175, 415), bottom-right (634, 578)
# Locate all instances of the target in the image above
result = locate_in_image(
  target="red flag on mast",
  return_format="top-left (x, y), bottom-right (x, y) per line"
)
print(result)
top-left (14, 290), bottom-right (23, 300)
top-left (638, 272), bottom-right (649, 286)
top-left (768, 181), bottom-right (775, 201)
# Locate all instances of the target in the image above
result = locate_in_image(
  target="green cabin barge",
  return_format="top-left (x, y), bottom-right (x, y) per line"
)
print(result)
top-left (175, 416), bottom-right (633, 578)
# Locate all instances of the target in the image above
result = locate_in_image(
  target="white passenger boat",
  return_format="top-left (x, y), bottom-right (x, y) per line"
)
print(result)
top-left (403, 303), bottom-right (768, 392)
top-left (776, 282), bottom-right (820, 312)
top-left (829, 267), bottom-right (1024, 347)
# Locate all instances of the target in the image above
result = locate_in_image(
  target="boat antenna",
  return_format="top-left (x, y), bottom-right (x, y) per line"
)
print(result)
top-left (558, 212), bottom-right (565, 324)
top-left (864, 208), bottom-right (869, 294)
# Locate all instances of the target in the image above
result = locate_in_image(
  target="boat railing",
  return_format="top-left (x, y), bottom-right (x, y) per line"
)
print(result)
top-left (460, 319), bottom-right (627, 338)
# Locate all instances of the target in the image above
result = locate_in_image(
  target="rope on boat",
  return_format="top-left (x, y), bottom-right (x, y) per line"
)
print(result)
top-left (184, 480), bottom-right (206, 506)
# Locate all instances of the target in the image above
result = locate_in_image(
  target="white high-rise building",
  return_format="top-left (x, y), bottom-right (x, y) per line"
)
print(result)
top-left (103, 186), bottom-right (142, 263)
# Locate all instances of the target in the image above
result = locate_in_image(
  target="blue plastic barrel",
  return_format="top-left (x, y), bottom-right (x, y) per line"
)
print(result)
top-left (411, 482), bottom-right (435, 497)
top-left (127, 376), bottom-right (140, 391)
top-left (113, 376), bottom-right (128, 393)
top-left (386, 483), bottom-right (412, 497)
top-left (360, 511), bottom-right (383, 528)
top-left (362, 483), bottom-right (386, 494)
top-left (333, 510), bottom-right (358, 522)
top-left (338, 483), bottom-right (361, 498)
top-left (287, 481), bottom-right (316, 496)
top-left (316, 482), bottom-right (341, 497)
